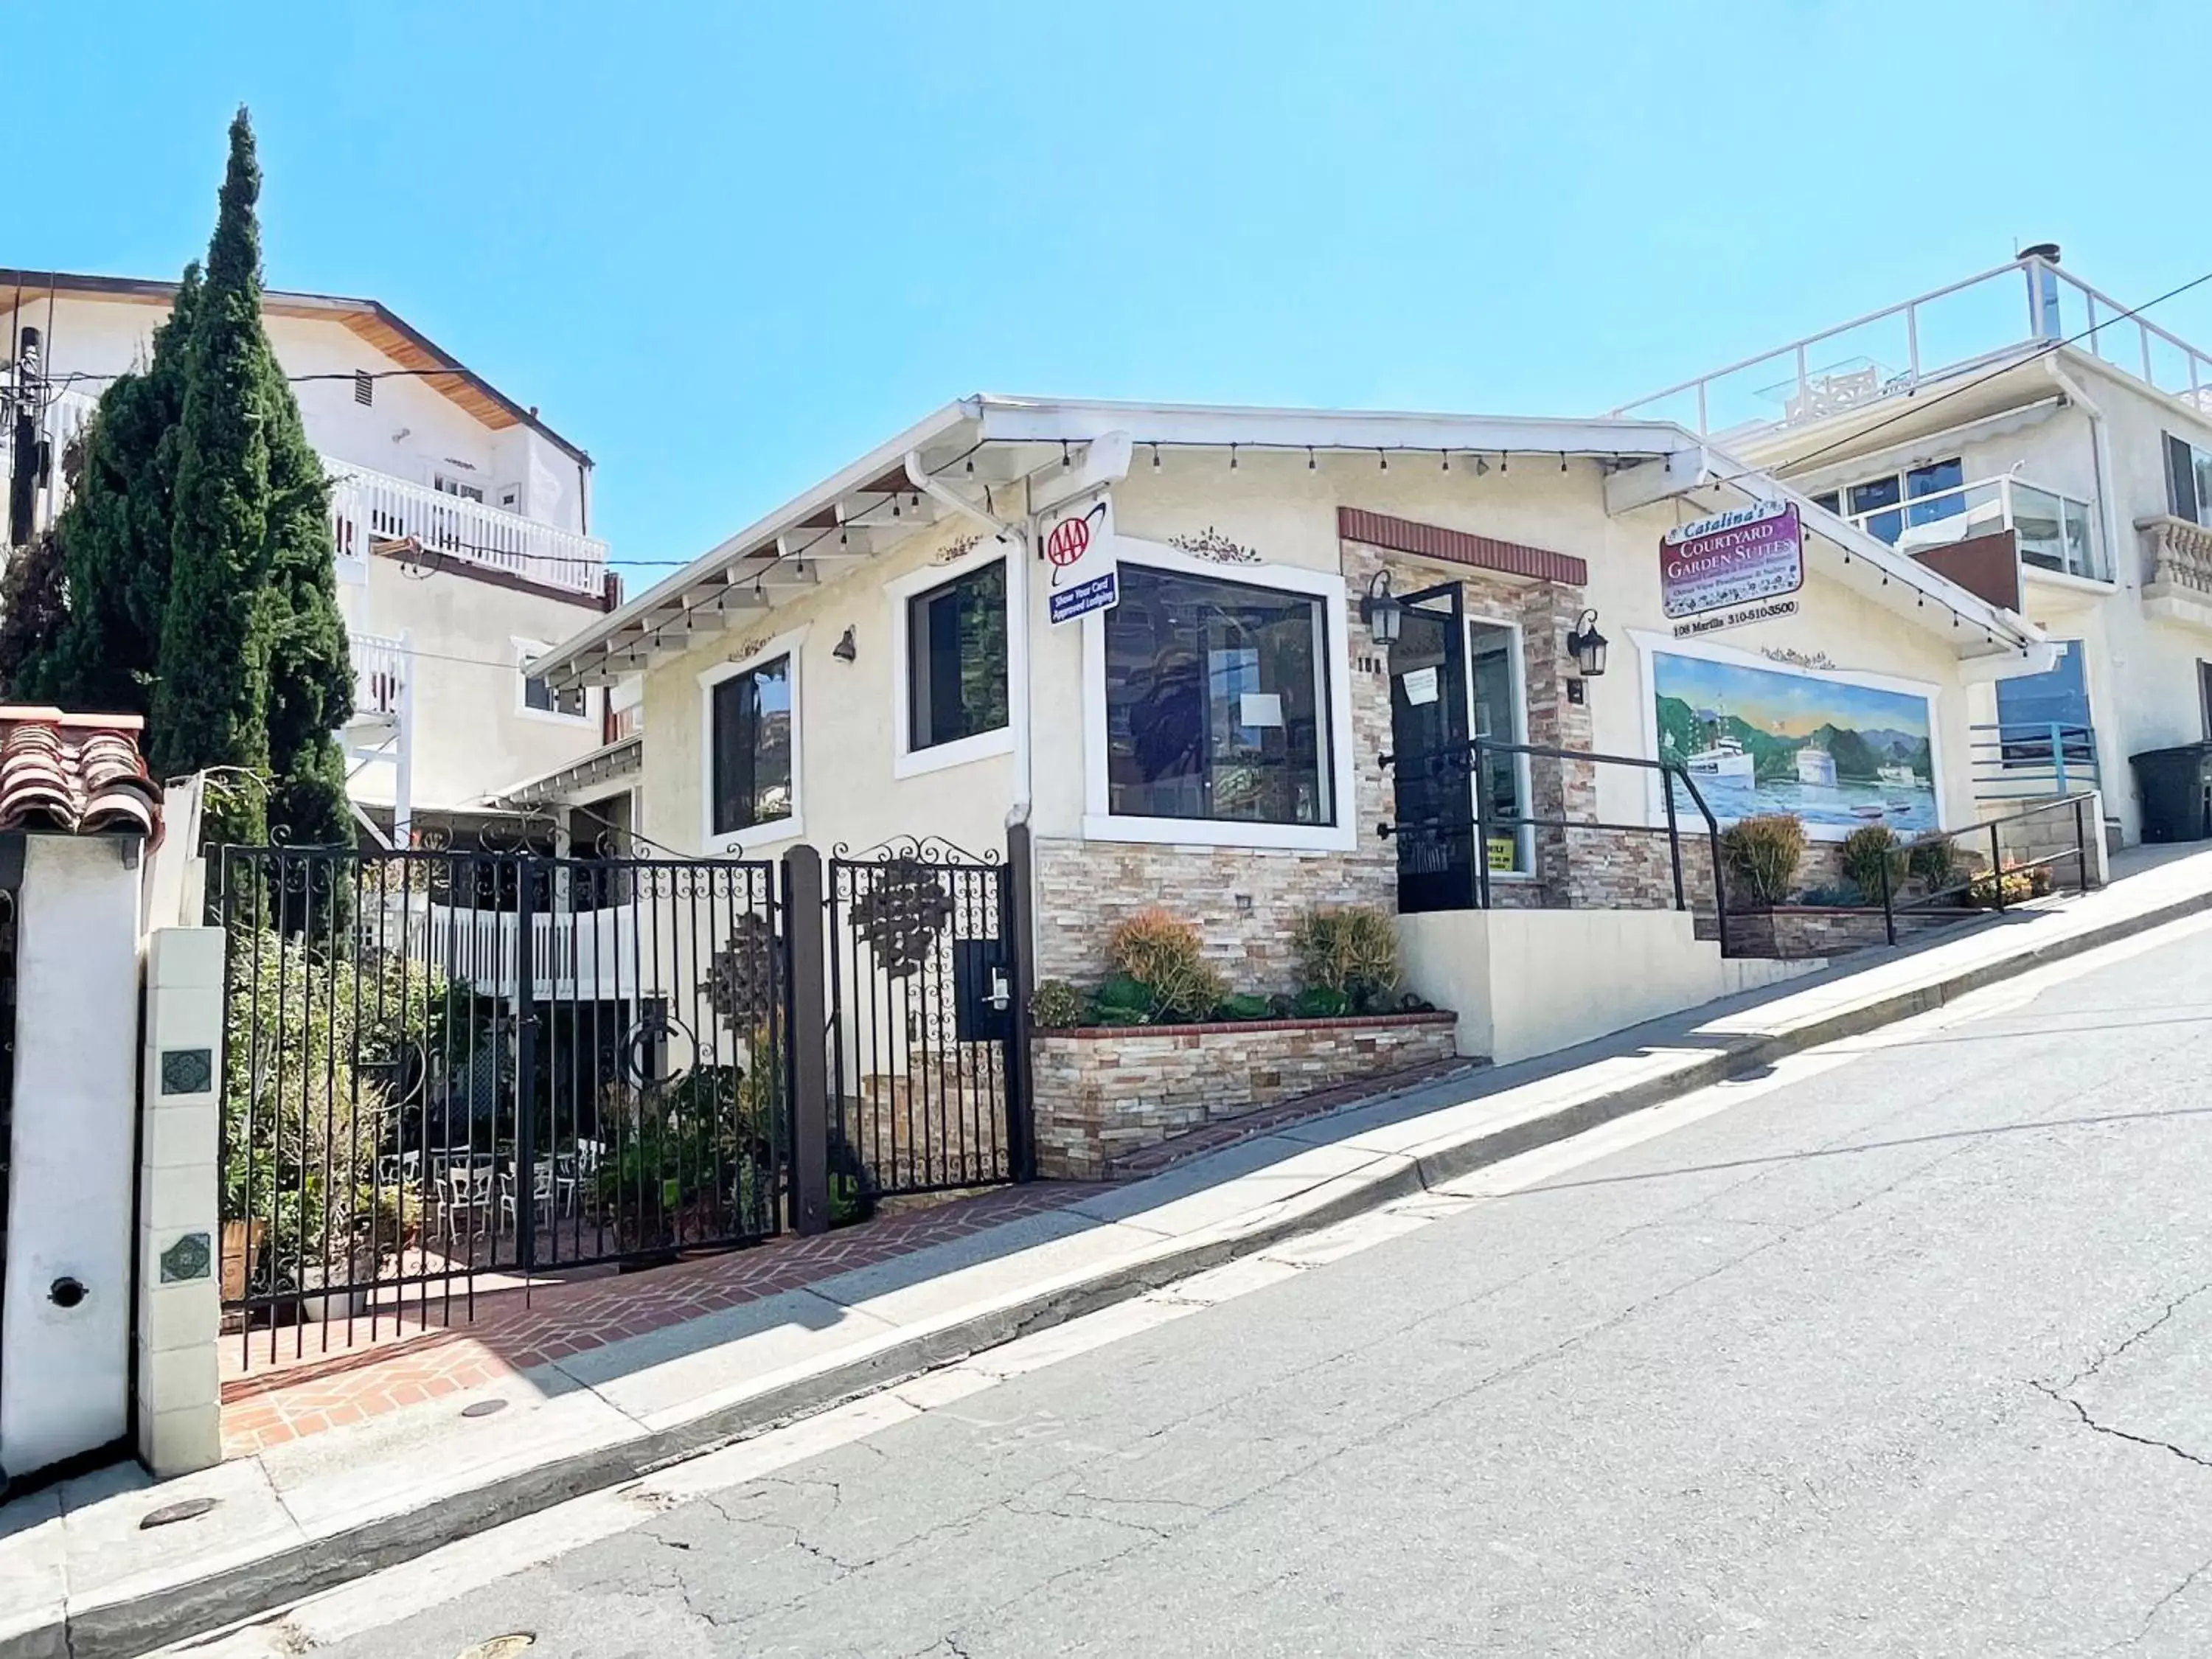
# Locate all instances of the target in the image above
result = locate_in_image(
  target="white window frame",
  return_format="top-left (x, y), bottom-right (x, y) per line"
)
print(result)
top-left (1463, 611), bottom-right (1536, 881)
top-left (887, 542), bottom-right (1019, 780)
top-left (1082, 538), bottom-right (1357, 852)
top-left (513, 637), bottom-right (592, 726)
top-left (697, 625), bottom-right (807, 855)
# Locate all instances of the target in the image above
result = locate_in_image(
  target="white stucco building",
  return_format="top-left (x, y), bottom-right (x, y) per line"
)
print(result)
top-left (523, 396), bottom-right (2055, 1171)
top-left (0, 270), bottom-right (624, 846)
top-left (1613, 245), bottom-right (2212, 848)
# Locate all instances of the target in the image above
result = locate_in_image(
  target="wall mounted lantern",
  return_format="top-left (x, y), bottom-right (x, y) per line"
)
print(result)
top-left (832, 625), bottom-right (858, 663)
top-left (1565, 608), bottom-right (1609, 676)
top-left (1360, 571), bottom-right (1404, 645)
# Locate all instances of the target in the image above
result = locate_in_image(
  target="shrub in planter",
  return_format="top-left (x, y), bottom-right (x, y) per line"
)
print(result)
top-left (1216, 992), bottom-right (1273, 1021)
top-left (1105, 909), bottom-right (1226, 1023)
top-left (1292, 905), bottom-right (1399, 1014)
top-left (1030, 978), bottom-right (1085, 1029)
top-left (1294, 986), bottom-right (1352, 1018)
top-left (1090, 973), bottom-right (1156, 1026)
top-left (1721, 813), bottom-right (1806, 908)
top-left (1963, 860), bottom-right (2054, 908)
top-left (1796, 881), bottom-right (1865, 908)
top-left (1906, 835), bottom-right (1959, 892)
top-left (1839, 825), bottom-right (1904, 900)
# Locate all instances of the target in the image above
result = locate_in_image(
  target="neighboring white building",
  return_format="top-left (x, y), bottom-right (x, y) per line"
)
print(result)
top-left (0, 270), bottom-right (624, 846)
top-left (1612, 245), bottom-right (2212, 847)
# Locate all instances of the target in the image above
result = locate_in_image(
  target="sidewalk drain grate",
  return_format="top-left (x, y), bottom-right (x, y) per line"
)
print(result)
top-left (461, 1398), bottom-right (509, 1419)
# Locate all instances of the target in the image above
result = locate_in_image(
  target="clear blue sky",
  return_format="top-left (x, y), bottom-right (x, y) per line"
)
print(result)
top-left (16, 1), bottom-right (2212, 575)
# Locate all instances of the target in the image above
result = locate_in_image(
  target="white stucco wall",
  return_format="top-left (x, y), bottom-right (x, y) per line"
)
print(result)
top-left (344, 558), bottom-right (610, 814)
top-left (0, 836), bottom-right (143, 1479)
top-left (639, 522), bottom-right (1020, 861)
top-left (10, 294), bottom-right (588, 532)
top-left (1398, 908), bottom-right (1817, 1065)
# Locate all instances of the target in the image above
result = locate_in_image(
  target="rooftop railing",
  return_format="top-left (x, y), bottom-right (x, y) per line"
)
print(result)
top-left (1613, 255), bottom-right (2212, 445)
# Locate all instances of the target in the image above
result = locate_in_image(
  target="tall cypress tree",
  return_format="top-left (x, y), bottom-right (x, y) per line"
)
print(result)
top-left (260, 358), bottom-right (354, 849)
top-left (153, 107), bottom-right (356, 848)
top-left (35, 265), bottom-right (200, 714)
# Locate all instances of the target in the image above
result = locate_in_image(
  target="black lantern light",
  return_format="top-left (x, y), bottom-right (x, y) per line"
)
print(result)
top-left (1565, 608), bottom-right (1608, 676)
top-left (832, 625), bottom-right (858, 663)
top-left (1360, 571), bottom-right (1404, 645)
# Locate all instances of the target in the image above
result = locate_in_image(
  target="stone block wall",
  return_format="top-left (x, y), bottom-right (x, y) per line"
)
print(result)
top-left (1032, 1012), bottom-right (1459, 1179)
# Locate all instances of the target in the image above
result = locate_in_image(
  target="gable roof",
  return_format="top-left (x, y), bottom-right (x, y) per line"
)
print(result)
top-left (0, 268), bottom-right (589, 465)
top-left (526, 394), bottom-right (2042, 692)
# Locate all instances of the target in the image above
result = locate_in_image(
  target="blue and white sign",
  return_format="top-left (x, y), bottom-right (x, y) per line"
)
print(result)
top-left (1043, 493), bottom-right (1120, 626)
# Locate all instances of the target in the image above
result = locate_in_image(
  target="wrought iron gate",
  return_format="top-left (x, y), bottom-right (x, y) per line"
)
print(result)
top-left (215, 844), bottom-right (787, 1357)
top-left (826, 838), bottom-right (1026, 1200)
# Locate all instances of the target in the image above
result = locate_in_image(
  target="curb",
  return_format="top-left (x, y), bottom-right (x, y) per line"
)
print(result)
top-left (40, 883), bottom-right (2212, 1659)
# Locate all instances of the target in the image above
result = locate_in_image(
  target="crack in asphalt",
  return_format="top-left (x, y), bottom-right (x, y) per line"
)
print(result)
top-left (2030, 1380), bottom-right (2212, 1472)
top-left (2062, 1281), bottom-right (2212, 1391)
top-left (2101, 1554), bottom-right (2212, 1653)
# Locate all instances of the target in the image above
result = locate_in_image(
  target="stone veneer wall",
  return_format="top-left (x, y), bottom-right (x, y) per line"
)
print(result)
top-left (1032, 1012), bottom-right (1459, 1180)
top-left (1035, 541), bottom-right (1598, 990)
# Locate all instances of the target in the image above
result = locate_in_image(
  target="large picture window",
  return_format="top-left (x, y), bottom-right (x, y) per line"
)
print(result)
top-left (709, 654), bottom-right (793, 837)
top-left (907, 560), bottom-right (1009, 751)
top-left (1103, 565), bottom-right (1332, 826)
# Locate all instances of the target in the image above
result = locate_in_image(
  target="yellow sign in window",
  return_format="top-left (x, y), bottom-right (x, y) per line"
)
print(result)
top-left (1486, 838), bottom-right (1517, 872)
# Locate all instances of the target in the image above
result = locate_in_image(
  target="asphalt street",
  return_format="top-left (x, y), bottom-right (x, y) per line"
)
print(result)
top-left (201, 918), bottom-right (2212, 1658)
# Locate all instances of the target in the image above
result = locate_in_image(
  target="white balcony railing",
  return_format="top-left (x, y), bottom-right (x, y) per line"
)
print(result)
top-left (326, 463), bottom-right (607, 597)
top-left (381, 895), bottom-right (636, 993)
top-left (348, 630), bottom-right (408, 720)
top-left (2136, 514), bottom-right (2212, 597)
top-left (1833, 474), bottom-right (2104, 582)
top-left (1614, 254), bottom-right (2212, 443)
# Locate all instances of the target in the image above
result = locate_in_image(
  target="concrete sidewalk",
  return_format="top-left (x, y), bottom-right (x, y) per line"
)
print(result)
top-left (7, 844), bottom-right (2212, 1659)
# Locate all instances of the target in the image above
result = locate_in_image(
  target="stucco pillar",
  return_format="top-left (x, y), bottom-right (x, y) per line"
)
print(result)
top-left (133, 926), bottom-right (226, 1478)
top-left (0, 836), bottom-right (143, 1481)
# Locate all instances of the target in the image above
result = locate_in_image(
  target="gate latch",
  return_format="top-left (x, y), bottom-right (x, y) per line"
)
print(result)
top-left (986, 968), bottom-right (1012, 1012)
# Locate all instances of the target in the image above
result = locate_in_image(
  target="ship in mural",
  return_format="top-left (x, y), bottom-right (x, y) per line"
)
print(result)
top-left (1654, 650), bottom-right (1938, 835)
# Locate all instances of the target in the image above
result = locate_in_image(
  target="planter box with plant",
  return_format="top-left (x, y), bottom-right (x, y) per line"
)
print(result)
top-left (1027, 903), bottom-right (1457, 1178)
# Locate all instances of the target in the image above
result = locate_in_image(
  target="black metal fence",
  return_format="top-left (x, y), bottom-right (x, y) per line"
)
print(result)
top-left (216, 845), bottom-right (787, 1359)
top-left (826, 838), bottom-right (1026, 1201)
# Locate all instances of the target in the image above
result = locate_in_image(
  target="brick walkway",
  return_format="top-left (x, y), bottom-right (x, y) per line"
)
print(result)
top-left (218, 1183), bottom-right (1101, 1458)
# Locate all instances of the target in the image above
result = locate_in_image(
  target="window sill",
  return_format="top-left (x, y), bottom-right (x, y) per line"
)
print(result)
top-left (1079, 813), bottom-right (1357, 852)
top-left (517, 706), bottom-right (595, 728)
top-left (707, 815), bottom-right (804, 858)
top-left (893, 726), bottom-right (1015, 781)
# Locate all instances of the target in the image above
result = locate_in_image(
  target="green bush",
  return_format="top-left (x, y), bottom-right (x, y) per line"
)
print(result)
top-left (1839, 825), bottom-right (1903, 900)
top-left (1293, 986), bottom-right (1352, 1018)
top-left (1106, 909), bottom-right (1226, 1023)
top-left (1906, 835), bottom-right (1959, 891)
top-left (1029, 978), bottom-right (1085, 1029)
top-left (1721, 813), bottom-right (1806, 907)
top-left (1216, 992), bottom-right (1273, 1021)
top-left (1089, 974), bottom-right (1155, 1026)
top-left (1291, 905), bottom-right (1399, 1014)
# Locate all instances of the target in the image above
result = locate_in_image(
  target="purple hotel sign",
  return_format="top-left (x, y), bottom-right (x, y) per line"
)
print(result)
top-left (1660, 499), bottom-right (1805, 619)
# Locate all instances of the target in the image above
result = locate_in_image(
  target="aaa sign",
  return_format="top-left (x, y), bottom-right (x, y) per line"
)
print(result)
top-left (1043, 492), bottom-right (1120, 625)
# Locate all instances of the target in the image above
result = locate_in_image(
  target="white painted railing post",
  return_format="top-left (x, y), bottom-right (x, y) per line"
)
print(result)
top-left (394, 629), bottom-right (415, 849)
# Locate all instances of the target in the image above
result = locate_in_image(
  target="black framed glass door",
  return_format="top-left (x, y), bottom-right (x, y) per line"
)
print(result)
top-left (1388, 583), bottom-right (1472, 912)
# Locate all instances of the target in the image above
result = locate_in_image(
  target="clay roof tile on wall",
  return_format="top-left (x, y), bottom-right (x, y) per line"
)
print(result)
top-left (0, 707), bottom-right (162, 841)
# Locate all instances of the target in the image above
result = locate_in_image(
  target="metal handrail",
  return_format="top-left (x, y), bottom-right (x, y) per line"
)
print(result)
top-left (1875, 792), bottom-right (2098, 945)
top-left (1378, 737), bottom-right (1730, 950)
